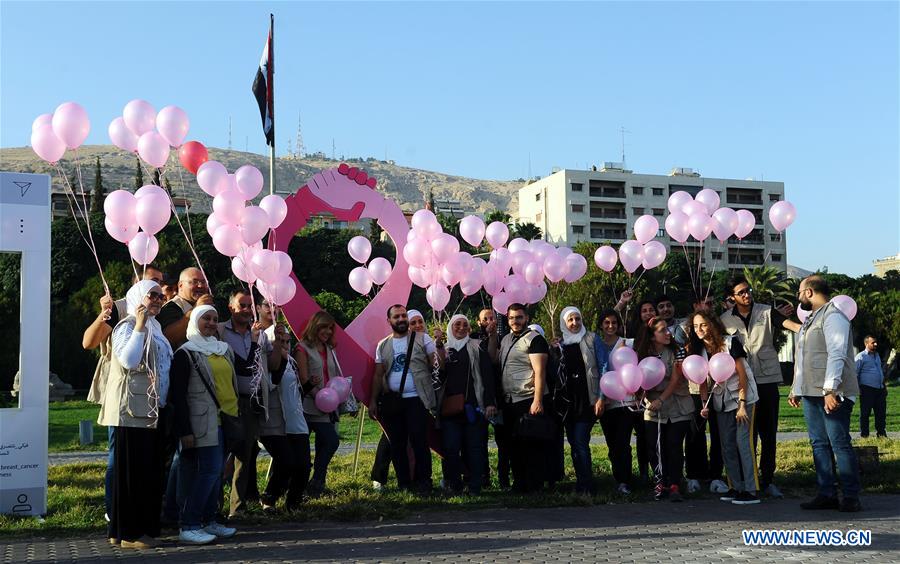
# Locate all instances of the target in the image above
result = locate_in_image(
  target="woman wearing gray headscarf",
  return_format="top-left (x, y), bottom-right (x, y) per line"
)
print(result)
top-left (99, 279), bottom-right (173, 549)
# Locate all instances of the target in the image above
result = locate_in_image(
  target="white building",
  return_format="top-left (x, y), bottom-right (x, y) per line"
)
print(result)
top-left (518, 164), bottom-right (787, 270)
top-left (873, 254), bottom-right (900, 277)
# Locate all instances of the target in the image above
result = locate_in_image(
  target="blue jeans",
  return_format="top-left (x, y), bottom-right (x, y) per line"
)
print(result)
top-left (802, 397), bottom-right (860, 499)
top-left (564, 418), bottom-right (595, 492)
top-left (307, 421), bottom-right (339, 484)
top-left (105, 426), bottom-right (115, 517)
top-left (441, 414), bottom-right (488, 494)
top-left (178, 427), bottom-right (225, 529)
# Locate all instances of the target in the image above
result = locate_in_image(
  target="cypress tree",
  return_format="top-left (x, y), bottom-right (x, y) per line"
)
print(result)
top-left (134, 157), bottom-right (143, 191)
top-left (89, 156), bottom-right (104, 213)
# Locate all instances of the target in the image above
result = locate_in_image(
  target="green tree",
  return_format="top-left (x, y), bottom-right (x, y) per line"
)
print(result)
top-left (368, 219), bottom-right (383, 245)
top-left (134, 157), bottom-right (143, 191)
top-left (437, 213), bottom-right (460, 240)
top-left (485, 210), bottom-right (512, 225)
top-left (512, 222), bottom-right (542, 241)
top-left (742, 265), bottom-right (794, 306)
top-left (152, 168), bottom-right (162, 187)
top-left (89, 156), bottom-right (104, 214)
top-left (163, 176), bottom-right (173, 197)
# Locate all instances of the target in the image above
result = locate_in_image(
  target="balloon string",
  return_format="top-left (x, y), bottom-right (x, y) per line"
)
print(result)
top-left (680, 241), bottom-right (697, 299)
top-left (703, 385), bottom-right (717, 410)
top-left (704, 240), bottom-right (725, 303)
top-left (695, 237), bottom-right (704, 303)
top-left (628, 267), bottom-right (647, 292)
top-left (174, 157), bottom-right (198, 251)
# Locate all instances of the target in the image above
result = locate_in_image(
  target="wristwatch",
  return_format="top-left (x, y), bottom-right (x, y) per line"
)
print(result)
top-left (822, 389), bottom-right (837, 397)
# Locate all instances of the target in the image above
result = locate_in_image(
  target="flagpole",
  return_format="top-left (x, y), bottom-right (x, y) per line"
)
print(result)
top-left (269, 13), bottom-right (275, 196)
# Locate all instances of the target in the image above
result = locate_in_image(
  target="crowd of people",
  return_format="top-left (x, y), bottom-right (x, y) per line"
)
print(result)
top-left (85, 263), bottom-right (874, 549)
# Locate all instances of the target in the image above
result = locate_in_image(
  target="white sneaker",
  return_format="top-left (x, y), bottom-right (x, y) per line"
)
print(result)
top-left (765, 483), bottom-right (784, 499)
top-left (617, 483), bottom-right (632, 495)
top-left (710, 479), bottom-right (729, 494)
top-left (104, 512), bottom-right (110, 523)
top-left (687, 479), bottom-right (701, 494)
top-left (179, 529), bottom-right (216, 545)
top-left (372, 480), bottom-right (384, 492)
top-left (203, 521), bottom-right (236, 538)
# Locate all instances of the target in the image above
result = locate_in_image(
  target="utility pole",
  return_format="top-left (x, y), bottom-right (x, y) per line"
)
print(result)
top-left (620, 125), bottom-right (630, 168)
top-left (296, 112), bottom-right (304, 157)
top-left (228, 116), bottom-right (232, 150)
top-left (332, 138), bottom-right (336, 160)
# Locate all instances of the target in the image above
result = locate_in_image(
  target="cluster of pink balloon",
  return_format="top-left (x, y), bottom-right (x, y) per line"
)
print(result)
top-left (681, 353), bottom-right (738, 386)
top-left (347, 236), bottom-right (393, 294)
top-left (314, 376), bottom-right (352, 413)
top-left (796, 294), bottom-right (858, 323)
top-left (593, 214), bottom-right (668, 274)
top-left (108, 99), bottom-right (191, 168)
top-left (103, 185), bottom-right (172, 264)
top-left (599, 347), bottom-right (667, 400)
top-left (31, 102), bottom-right (91, 163)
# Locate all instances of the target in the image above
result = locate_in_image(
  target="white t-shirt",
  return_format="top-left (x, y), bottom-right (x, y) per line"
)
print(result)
top-left (375, 334), bottom-right (436, 399)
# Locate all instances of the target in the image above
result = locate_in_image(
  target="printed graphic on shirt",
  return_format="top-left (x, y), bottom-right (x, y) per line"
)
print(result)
top-left (392, 352), bottom-right (407, 373)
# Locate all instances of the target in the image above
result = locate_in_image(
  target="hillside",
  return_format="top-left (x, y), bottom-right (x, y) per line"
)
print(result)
top-left (0, 145), bottom-right (523, 215)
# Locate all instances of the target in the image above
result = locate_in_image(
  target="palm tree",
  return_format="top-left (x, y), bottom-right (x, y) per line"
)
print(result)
top-left (512, 222), bottom-right (542, 241)
top-left (485, 210), bottom-right (512, 225)
top-left (743, 265), bottom-right (794, 306)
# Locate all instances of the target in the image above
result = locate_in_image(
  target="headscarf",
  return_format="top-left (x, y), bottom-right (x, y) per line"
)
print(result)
top-left (559, 306), bottom-right (586, 346)
top-left (125, 280), bottom-right (164, 340)
top-left (181, 305), bottom-right (229, 356)
top-left (527, 323), bottom-right (545, 337)
top-left (407, 309), bottom-right (424, 323)
top-left (445, 314), bottom-right (471, 351)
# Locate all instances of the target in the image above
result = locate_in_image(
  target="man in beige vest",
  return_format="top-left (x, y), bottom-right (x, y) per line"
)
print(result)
top-left (720, 275), bottom-right (799, 499)
top-left (788, 275), bottom-right (861, 513)
top-left (157, 267), bottom-right (213, 349)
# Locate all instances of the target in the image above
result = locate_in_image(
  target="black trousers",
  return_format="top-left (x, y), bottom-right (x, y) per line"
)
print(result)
top-left (261, 433), bottom-right (311, 510)
top-left (504, 397), bottom-right (550, 493)
top-left (753, 382), bottom-right (780, 488)
top-left (370, 432), bottom-right (393, 484)
top-left (382, 397), bottom-right (432, 489)
top-left (600, 407), bottom-right (634, 485)
top-left (685, 394), bottom-right (723, 481)
top-left (632, 409), bottom-right (650, 478)
top-left (109, 427), bottom-right (163, 542)
top-left (645, 419), bottom-right (690, 488)
top-left (859, 385), bottom-right (887, 437)
top-left (493, 418), bottom-right (513, 488)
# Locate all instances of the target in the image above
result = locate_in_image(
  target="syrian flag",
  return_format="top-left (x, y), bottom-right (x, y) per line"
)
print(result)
top-left (252, 15), bottom-right (274, 146)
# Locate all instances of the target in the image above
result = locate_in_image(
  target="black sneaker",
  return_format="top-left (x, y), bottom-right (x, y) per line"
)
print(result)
top-left (839, 498), bottom-right (862, 512)
top-left (719, 489), bottom-right (738, 502)
top-left (732, 491), bottom-right (761, 505)
top-left (800, 495), bottom-right (839, 510)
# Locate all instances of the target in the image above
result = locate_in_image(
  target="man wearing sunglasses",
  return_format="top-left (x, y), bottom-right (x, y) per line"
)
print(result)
top-left (157, 267), bottom-right (214, 349)
top-left (720, 275), bottom-right (799, 499)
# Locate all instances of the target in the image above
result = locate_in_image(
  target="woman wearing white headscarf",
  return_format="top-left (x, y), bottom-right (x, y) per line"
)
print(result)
top-left (169, 305), bottom-right (239, 544)
top-left (551, 306), bottom-right (604, 494)
top-left (99, 280), bottom-right (173, 549)
top-left (437, 314), bottom-right (497, 494)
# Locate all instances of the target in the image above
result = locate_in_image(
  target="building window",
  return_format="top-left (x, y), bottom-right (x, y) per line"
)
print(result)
top-left (632, 186), bottom-right (644, 195)
top-left (535, 192), bottom-right (541, 201)
top-left (657, 229), bottom-right (665, 238)
top-left (770, 233), bottom-right (782, 242)
top-left (572, 225), bottom-right (584, 234)
top-left (772, 254), bottom-right (783, 262)
top-left (712, 252), bottom-right (723, 260)
top-left (571, 183), bottom-right (583, 192)
top-left (571, 204), bottom-right (584, 213)
top-left (652, 188), bottom-right (664, 196)
top-left (652, 208), bottom-right (664, 216)
top-left (536, 212), bottom-right (542, 223)
top-left (632, 207), bottom-right (644, 215)
top-left (769, 193), bottom-right (781, 202)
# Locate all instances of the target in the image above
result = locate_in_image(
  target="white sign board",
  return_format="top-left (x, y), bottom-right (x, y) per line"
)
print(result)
top-left (0, 172), bottom-right (51, 516)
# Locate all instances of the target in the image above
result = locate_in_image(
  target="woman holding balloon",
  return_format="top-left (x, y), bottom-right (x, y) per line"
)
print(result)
top-left (688, 312), bottom-right (760, 505)
top-left (293, 312), bottom-right (342, 497)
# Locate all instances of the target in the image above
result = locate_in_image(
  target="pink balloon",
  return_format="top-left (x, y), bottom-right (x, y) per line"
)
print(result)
top-left (557, 246), bottom-right (573, 259)
top-left (668, 191), bottom-right (693, 215)
top-left (128, 231), bottom-right (159, 264)
top-left (681, 355), bottom-right (709, 385)
top-left (426, 284), bottom-right (451, 311)
top-left (206, 213), bottom-right (224, 237)
top-left (665, 211), bottom-right (690, 244)
top-left (134, 184), bottom-right (167, 200)
top-left (403, 237), bottom-right (431, 267)
top-left (482, 267), bottom-right (505, 296)
top-left (695, 188), bottom-right (721, 215)
top-left (564, 253), bottom-right (588, 283)
top-left (600, 371), bottom-right (629, 401)
top-left (103, 189), bottom-right (136, 225)
top-left (529, 281), bottom-right (548, 303)
top-left (408, 265), bottom-right (430, 288)
top-left (155, 105), bottom-right (190, 147)
top-left (594, 246), bottom-right (618, 272)
top-left (490, 247), bottom-right (512, 272)
top-left (314, 387), bottom-right (340, 413)
top-left (687, 213), bottom-right (713, 241)
top-left (235, 165), bottom-right (264, 200)
top-left (411, 209), bottom-right (438, 231)
top-left (122, 99), bottom-right (156, 136)
top-left (31, 124), bottom-right (66, 163)
top-left (264, 275), bottom-right (297, 305)
top-left (348, 266), bottom-right (373, 295)
top-left (347, 235), bottom-right (372, 264)
top-left (508, 238), bottom-right (530, 253)
top-left (431, 233), bottom-right (460, 262)
top-left (273, 250), bottom-right (293, 278)
top-left (368, 257), bottom-right (393, 285)
top-left (524, 261), bottom-right (544, 285)
top-left (239, 205), bottom-right (270, 245)
top-left (248, 249), bottom-right (276, 283)
top-left (796, 304), bottom-right (810, 323)
top-left (511, 250), bottom-right (534, 274)
top-left (459, 271), bottom-right (483, 295)
top-left (459, 215), bottom-right (485, 247)
top-left (642, 240), bottom-right (667, 270)
top-left (137, 131), bottom-right (170, 168)
top-left (542, 253), bottom-right (567, 283)
top-left (682, 200), bottom-right (707, 218)
top-left (259, 194), bottom-right (288, 228)
top-left (135, 192), bottom-right (171, 234)
top-left (491, 291), bottom-right (511, 314)
top-left (709, 352), bottom-right (736, 384)
top-left (735, 209), bottom-right (756, 239)
top-left (611, 346), bottom-right (638, 370)
top-left (768, 200), bottom-right (796, 232)
top-left (485, 221), bottom-right (510, 249)
top-left (328, 376), bottom-right (352, 402)
top-left (104, 217), bottom-right (139, 243)
top-left (712, 207), bottom-right (738, 243)
top-left (213, 189), bottom-right (246, 225)
top-left (831, 295), bottom-right (857, 320)
top-left (618, 240), bottom-right (645, 274)
top-left (51, 102), bottom-right (90, 149)
top-left (638, 356), bottom-right (666, 390)
top-left (196, 161), bottom-right (229, 196)
top-left (633, 215), bottom-right (659, 245)
top-left (108, 117), bottom-right (139, 153)
top-left (212, 224), bottom-right (243, 256)
top-left (231, 254), bottom-right (257, 283)
top-left (619, 364), bottom-right (643, 394)
top-left (32, 113), bottom-right (52, 132)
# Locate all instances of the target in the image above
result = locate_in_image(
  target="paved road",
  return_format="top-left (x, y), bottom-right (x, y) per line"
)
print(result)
top-left (4, 495), bottom-right (898, 563)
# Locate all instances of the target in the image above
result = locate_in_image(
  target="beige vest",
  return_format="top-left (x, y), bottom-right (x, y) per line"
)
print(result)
top-left (98, 316), bottom-right (161, 429)
top-left (296, 341), bottom-right (340, 423)
top-left (181, 349), bottom-right (238, 448)
top-left (704, 336), bottom-right (759, 413)
top-left (500, 330), bottom-right (546, 402)
top-left (793, 302), bottom-right (860, 397)
top-left (720, 304), bottom-right (783, 385)
top-left (643, 347), bottom-right (693, 423)
top-left (376, 332), bottom-right (437, 412)
top-left (87, 299), bottom-right (128, 405)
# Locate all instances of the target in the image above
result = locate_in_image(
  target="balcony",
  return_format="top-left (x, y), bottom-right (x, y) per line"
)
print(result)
top-left (589, 210), bottom-right (627, 220)
top-left (726, 195), bottom-right (763, 205)
top-left (591, 229), bottom-right (626, 241)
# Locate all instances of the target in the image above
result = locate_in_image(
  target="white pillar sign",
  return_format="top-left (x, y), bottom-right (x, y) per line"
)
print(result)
top-left (0, 172), bottom-right (51, 516)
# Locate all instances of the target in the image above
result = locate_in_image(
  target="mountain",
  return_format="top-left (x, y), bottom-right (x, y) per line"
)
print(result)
top-left (0, 145), bottom-right (524, 215)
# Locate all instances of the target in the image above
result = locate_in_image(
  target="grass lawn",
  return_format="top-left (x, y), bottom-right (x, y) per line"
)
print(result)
top-left (3, 437), bottom-right (898, 538)
top-left (778, 382), bottom-right (900, 432)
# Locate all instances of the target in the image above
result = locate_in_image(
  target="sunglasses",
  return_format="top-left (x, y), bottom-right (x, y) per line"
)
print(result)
top-left (146, 292), bottom-right (165, 302)
top-left (734, 288), bottom-right (752, 297)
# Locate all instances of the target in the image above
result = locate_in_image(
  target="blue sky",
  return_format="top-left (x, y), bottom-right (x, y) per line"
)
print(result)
top-left (1, 1), bottom-right (897, 276)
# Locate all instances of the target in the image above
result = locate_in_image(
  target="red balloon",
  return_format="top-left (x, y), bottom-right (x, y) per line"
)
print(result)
top-left (178, 140), bottom-right (209, 174)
